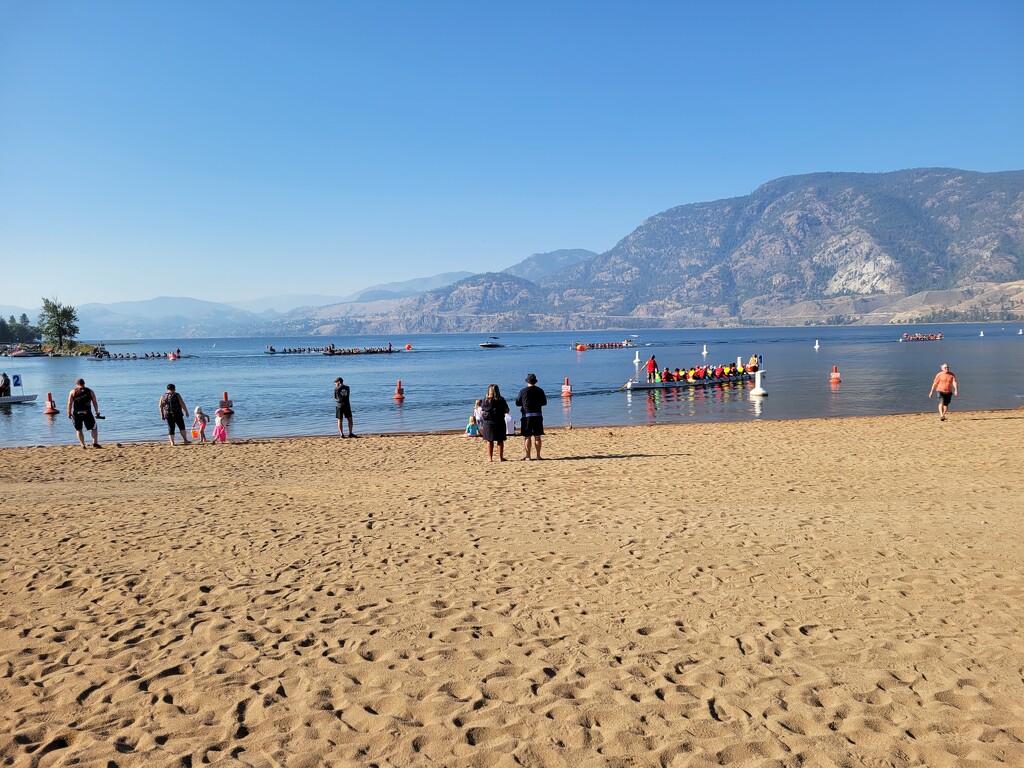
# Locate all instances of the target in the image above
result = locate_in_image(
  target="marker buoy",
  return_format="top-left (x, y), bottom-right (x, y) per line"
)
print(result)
top-left (750, 369), bottom-right (768, 397)
top-left (405, 343), bottom-right (412, 350)
top-left (576, 344), bottom-right (585, 352)
top-left (814, 339), bottom-right (820, 350)
top-left (561, 377), bottom-right (573, 398)
top-left (43, 392), bottom-right (59, 415)
top-left (830, 365), bottom-right (841, 383)
top-left (394, 380), bottom-right (405, 400)
top-left (702, 344), bottom-right (708, 356)
top-left (219, 391), bottom-right (234, 414)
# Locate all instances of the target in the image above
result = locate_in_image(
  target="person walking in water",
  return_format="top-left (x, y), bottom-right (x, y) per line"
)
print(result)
top-left (159, 383), bottom-right (191, 445)
top-left (334, 377), bottom-right (356, 438)
top-left (67, 378), bottom-right (101, 448)
top-left (928, 362), bottom-right (959, 421)
top-left (515, 373), bottom-right (547, 460)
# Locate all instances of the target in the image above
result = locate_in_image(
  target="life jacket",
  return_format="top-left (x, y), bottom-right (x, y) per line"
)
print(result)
top-left (71, 387), bottom-right (92, 413)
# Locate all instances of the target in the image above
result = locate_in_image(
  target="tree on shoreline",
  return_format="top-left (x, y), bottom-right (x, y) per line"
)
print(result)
top-left (38, 298), bottom-right (79, 350)
top-left (0, 313), bottom-right (40, 343)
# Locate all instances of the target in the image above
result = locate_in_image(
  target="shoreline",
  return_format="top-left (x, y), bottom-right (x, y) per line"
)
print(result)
top-left (3, 406), bottom-right (1021, 452)
top-left (2, 409), bottom-right (1023, 766)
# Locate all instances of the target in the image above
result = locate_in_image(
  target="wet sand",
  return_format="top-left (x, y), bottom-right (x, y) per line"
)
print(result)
top-left (1, 411), bottom-right (1023, 767)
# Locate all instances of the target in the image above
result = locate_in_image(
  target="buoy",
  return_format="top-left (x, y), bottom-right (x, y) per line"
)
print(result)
top-left (979, 330), bottom-right (984, 337)
top-left (405, 343), bottom-right (412, 350)
top-left (576, 344), bottom-right (585, 352)
top-left (561, 377), bottom-right (573, 398)
top-left (830, 365), bottom-right (841, 383)
top-left (702, 344), bottom-right (707, 356)
top-left (393, 380), bottom-right (405, 400)
top-left (219, 391), bottom-right (234, 414)
top-left (750, 369), bottom-right (768, 397)
top-left (43, 392), bottom-right (59, 415)
top-left (814, 339), bottom-right (820, 350)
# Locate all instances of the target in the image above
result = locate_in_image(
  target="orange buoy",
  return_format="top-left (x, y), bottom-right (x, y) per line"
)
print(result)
top-left (830, 365), bottom-right (841, 383)
top-left (219, 391), bottom-right (234, 414)
top-left (576, 344), bottom-right (585, 352)
top-left (393, 380), bottom-right (405, 400)
top-left (43, 392), bottom-right (59, 415)
top-left (561, 377), bottom-right (573, 398)
top-left (405, 343), bottom-right (412, 350)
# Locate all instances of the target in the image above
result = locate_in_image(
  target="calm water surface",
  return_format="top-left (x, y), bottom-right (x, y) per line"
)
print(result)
top-left (2, 324), bottom-right (1021, 447)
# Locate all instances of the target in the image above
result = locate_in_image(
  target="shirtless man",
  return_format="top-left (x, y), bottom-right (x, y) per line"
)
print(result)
top-left (928, 362), bottom-right (958, 421)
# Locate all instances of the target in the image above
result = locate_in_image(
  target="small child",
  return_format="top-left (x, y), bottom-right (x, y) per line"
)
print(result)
top-left (212, 407), bottom-right (229, 443)
top-left (464, 415), bottom-right (479, 438)
top-left (192, 406), bottom-right (210, 444)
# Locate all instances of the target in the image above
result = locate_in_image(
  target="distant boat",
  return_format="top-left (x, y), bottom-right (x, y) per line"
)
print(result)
top-left (0, 394), bottom-right (37, 405)
top-left (479, 341), bottom-right (504, 348)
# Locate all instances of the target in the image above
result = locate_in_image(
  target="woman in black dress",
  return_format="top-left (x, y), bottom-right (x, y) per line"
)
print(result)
top-left (479, 383), bottom-right (509, 462)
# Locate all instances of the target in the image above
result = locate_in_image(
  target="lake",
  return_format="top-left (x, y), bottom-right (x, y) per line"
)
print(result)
top-left (1, 324), bottom-right (1022, 447)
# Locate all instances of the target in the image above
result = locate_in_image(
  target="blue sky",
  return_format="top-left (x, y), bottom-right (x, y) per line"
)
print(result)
top-left (1, 1), bottom-right (1022, 308)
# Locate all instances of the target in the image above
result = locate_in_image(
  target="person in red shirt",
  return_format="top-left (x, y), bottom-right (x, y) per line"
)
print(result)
top-left (928, 362), bottom-right (959, 421)
top-left (645, 355), bottom-right (658, 383)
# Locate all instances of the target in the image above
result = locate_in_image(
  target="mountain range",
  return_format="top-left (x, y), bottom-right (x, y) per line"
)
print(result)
top-left (8, 168), bottom-right (1023, 338)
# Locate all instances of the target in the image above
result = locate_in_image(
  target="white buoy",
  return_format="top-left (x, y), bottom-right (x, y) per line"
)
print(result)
top-left (750, 369), bottom-right (768, 397)
top-left (1018, 329), bottom-right (1022, 335)
top-left (814, 339), bottom-right (820, 350)
top-left (633, 350), bottom-right (641, 375)
top-left (701, 344), bottom-right (708, 356)
top-left (979, 330), bottom-right (984, 337)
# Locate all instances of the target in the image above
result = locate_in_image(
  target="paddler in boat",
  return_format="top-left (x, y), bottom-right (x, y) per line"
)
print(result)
top-left (645, 355), bottom-right (658, 383)
top-left (747, 354), bottom-right (758, 372)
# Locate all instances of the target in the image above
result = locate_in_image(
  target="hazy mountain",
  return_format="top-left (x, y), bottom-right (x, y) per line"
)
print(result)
top-left (225, 294), bottom-right (352, 314)
top-left (502, 249), bottom-right (598, 282)
top-left (349, 271), bottom-right (475, 301)
top-left (311, 167), bottom-right (1021, 331)
top-left (14, 168), bottom-right (1024, 337)
top-left (77, 297), bottom-right (264, 339)
top-left (0, 304), bottom-right (38, 319)
top-left (225, 272), bottom-right (475, 313)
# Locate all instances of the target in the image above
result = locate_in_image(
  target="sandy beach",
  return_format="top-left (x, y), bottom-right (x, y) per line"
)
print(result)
top-left (2, 410), bottom-right (1023, 767)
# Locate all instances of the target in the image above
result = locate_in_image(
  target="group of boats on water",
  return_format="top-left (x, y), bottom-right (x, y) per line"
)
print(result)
top-left (266, 343), bottom-right (399, 355)
top-left (573, 339), bottom-right (637, 351)
top-left (90, 345), bottom-right (193, 360)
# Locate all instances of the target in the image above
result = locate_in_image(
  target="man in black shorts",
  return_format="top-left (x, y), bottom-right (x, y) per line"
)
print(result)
top-left (159, 383), bottom-right (191, 446)
top-left (334, 377), bottom-right (356, 438)
top-left (515, 373), bottom-right (547, 460)
top-left (67, 378), bottom-right (101, 448)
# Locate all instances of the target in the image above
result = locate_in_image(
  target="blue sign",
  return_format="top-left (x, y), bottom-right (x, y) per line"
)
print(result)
top-left (11, 374), bottom-right (21, 387)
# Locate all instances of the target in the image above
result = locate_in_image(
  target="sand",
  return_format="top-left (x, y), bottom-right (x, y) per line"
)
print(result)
top-left (1, 411), bottom-right (1023, 768)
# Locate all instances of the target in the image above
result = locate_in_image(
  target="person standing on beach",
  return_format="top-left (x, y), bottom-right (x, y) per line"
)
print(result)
top-left (928, 362), bottom-right (959, 421)
top-left (67, 378), bottom-right (101, 448)
top-left (334, 377), bottom-right (356, 438)
top-left (159, 383), bottom-right (191, 445)
top-left (516, 373), bottom-right (547, 460)
top-left (480, 384), bottom-right (509, 462)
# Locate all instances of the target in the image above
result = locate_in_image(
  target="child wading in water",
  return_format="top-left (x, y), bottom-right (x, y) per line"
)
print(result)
top-left (192, 406), bottom-right (210, 444)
